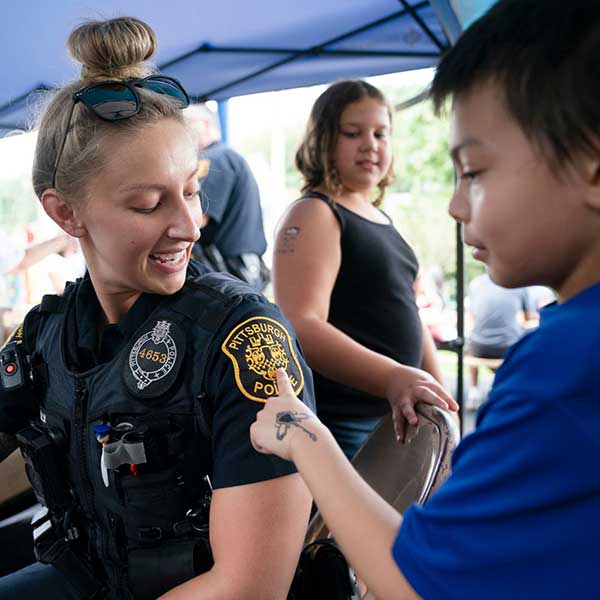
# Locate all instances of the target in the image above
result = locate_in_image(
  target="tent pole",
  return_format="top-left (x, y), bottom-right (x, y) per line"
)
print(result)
top-left (455, 221), bottom-right (465, 435)
top-left (217, 100), bottom-right (229, 144)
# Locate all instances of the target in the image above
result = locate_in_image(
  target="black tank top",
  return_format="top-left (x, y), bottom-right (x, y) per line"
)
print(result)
top-left (304, 191), bottom-right (423, 420)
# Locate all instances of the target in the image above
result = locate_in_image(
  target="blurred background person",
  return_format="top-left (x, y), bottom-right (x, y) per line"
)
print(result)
top-left (184, 103), bottom-right (270, 290)
top-left (415, 267), bottom-right (449, 344)
top-left (466, 270), bottom-right (536, 407)
top-left (527, 285), bottom-right (556, 312)
top-left (27, 234), bottom-right (85, 297)
top-left (0, 228), bottom-right (77, 341)
top-left (0, 228), bottom-right (75, 276)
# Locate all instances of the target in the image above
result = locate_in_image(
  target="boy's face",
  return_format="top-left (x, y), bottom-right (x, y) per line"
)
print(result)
top-left (448, 83), bottom-right (597, 300)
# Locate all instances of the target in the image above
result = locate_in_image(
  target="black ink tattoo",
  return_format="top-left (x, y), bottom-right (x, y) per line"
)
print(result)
top-left (275, 226), bottom-right (301, 255)
top-left (275, 411), bottom-right (317, 442)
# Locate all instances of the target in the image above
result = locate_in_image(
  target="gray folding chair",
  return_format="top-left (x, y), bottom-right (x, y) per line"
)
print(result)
top-left (305, 403), bottom-right (460, 550)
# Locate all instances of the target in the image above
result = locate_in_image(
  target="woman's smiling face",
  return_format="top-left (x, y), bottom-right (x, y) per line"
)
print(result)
top-left (74, 118), bottom-right (202, 316)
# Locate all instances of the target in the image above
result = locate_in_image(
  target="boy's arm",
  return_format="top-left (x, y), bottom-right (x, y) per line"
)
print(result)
top-left (251, 370), bottom-right (422, 600)
top-left (293, 424), bottom-right (422, 600)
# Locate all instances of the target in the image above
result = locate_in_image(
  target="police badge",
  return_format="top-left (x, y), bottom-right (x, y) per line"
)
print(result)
top-left (123, 320), bottom-right (185, 398)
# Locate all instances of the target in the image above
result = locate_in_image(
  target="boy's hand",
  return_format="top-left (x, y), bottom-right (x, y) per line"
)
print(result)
top-left (386, 366), bottom-right (458, 442)
top-left (251, 369), bottom-right (321, 461)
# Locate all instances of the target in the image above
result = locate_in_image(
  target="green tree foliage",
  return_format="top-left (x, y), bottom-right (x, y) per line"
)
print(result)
top-left (379, 86), bottom-right (484, 299)
top-left (386, 90), bottom-right (455, 193)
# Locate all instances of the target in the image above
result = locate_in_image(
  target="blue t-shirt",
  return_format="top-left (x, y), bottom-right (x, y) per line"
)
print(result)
top-left (199, 141), bottom-right (267, 257)
top-left (393, 281), bottom-right (600, 600)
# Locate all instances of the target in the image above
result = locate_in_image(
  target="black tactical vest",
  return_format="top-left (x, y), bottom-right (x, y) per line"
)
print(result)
top-left (22, 272), bottom-right (259, 599)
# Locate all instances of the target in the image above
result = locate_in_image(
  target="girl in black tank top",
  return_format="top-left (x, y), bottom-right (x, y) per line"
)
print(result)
top-left (272, 80), bottom-right (456, 459)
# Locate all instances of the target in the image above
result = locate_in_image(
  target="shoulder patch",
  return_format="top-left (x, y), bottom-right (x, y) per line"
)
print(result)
top-left (221, 316), bottom-right (304, 403)
top-left (197, 159), bottom-right (210, 179)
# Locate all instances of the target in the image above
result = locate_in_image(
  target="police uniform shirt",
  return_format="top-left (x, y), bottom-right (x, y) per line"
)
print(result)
top-left (204, 296), bottom-right (314, 488)
top-left (65, 271), bottom-right (315, 490)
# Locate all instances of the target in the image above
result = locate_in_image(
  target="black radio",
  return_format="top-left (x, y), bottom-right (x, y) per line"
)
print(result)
top-left (0, 341), bottom-right (34, 391)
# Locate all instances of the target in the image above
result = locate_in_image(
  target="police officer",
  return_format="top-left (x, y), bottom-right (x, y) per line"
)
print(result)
top-left (0, 17), bottom-right (314, 600)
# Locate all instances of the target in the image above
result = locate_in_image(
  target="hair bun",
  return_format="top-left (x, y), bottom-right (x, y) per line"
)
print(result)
top-left (68, 16), bottom-right (157, 82)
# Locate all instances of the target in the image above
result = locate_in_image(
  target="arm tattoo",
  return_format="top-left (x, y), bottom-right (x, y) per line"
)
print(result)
top-left (275, 226), bottom-right (301, 255)
top-left (275, 410), bottom-right (317, 441)
top-left (0, 432), bottom-right (18, 463)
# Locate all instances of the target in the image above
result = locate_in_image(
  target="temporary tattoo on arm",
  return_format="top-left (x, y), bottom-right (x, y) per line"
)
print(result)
top-left (275, 226), bottom-right (301, 255)
top-left (275, 410), bottom-right (317, 441)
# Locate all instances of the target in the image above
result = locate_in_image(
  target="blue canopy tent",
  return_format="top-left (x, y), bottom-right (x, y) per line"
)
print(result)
top-left (1, 0), bottom-right (463, 134)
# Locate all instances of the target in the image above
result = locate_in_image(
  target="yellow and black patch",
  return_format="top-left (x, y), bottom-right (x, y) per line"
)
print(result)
top-left (197, 159), bottom-right (210, 180)
top-left (221, 316), bottom-right (304, 403)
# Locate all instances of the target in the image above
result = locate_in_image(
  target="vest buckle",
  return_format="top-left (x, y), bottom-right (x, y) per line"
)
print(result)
top-left (138, 526), bottom-right (163, 542)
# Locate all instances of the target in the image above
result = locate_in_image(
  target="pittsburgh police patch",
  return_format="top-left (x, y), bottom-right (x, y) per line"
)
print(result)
top-left (221, 316), bottom-right (304, 403)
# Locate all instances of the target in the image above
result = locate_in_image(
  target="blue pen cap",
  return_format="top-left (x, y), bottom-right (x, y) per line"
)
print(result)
top-left (94, 423), bottom-right (112, 439)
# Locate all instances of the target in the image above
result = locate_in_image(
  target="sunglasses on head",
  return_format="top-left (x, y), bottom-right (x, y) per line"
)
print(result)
top-left (51, 75), bottom-right (190, 189)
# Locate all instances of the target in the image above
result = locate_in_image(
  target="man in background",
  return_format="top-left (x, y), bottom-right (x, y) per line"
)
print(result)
top-left (184, 104), bottom-right (269, 291)
top-left (466, 271), bottom-right (536, 407)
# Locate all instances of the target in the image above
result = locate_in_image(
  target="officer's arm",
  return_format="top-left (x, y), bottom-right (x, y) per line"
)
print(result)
top-left (210, 476), bottom-right (312, 597)
top-left (160, 475), bottom-right (311, 599)
top-left (158, 301), bottom-right (314, 599)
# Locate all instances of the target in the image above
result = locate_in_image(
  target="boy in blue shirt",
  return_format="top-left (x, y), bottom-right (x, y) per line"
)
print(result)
top-left (249, 1), bottom-right (600, 598)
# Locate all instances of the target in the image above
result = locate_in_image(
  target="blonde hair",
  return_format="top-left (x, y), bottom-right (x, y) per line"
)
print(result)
top-left (32, 17), bottom-right (185, 203)
top-left (295, 80), bottom-right (395, 206)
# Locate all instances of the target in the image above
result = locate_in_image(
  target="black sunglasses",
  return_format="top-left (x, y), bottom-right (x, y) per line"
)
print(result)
top-left (51, 75), bottom-right (190, 189)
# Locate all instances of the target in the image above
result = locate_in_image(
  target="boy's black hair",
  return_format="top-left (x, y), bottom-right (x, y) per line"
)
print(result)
top-left (430, 0), bottom-right (600, 169)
